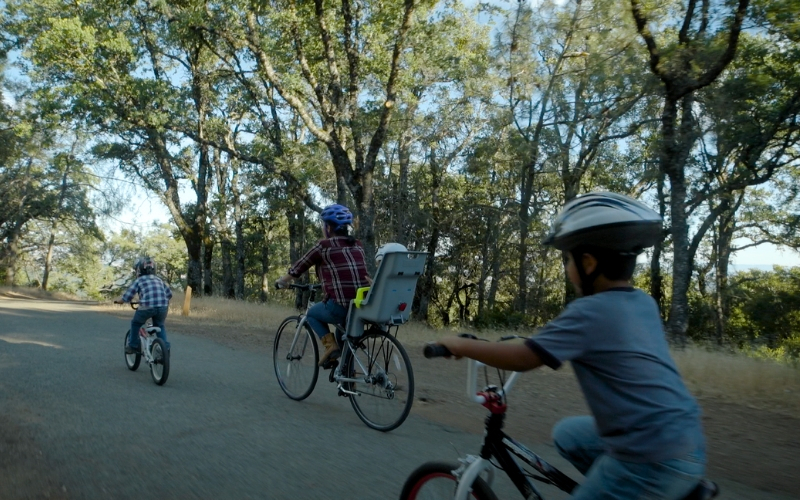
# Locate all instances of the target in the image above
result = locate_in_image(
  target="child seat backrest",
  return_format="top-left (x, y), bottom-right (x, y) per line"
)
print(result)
top-left (345, 251), bottom-right (428, 336)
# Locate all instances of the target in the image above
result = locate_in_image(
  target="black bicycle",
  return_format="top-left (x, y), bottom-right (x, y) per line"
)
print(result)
top-left (399, 337), bottom-right (719, 500)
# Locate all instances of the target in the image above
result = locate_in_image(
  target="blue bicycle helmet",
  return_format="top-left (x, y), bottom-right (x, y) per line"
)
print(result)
top-left (320, 204), bottom-right (353, 229)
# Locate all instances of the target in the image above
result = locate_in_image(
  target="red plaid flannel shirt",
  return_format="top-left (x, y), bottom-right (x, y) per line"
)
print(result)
top-left (288, 237), bottom-right (370, 305)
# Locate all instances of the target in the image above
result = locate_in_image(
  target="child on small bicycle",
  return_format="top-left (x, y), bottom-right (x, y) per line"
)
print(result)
top-left (114, 256), bottom-right (173, 354)
top-left (276, 204), bottom-right (371, 367)
top-left (432, 192), bottom-right (707, 500)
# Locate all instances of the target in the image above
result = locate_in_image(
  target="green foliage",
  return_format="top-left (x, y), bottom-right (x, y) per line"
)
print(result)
top-left (728, 267), bottom-right (800, 348)
top-left (3, 0), bottom-right (800, 363)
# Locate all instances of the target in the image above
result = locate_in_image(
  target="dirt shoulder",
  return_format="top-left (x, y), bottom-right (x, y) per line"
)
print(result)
top-left (104, 308), bottom-right (800, 497)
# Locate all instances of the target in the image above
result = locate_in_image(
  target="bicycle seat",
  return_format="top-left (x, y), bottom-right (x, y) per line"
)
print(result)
top-left (344, 251), bottom-right (427, 338)
top-left (682, 480), bottom-right (719, 500)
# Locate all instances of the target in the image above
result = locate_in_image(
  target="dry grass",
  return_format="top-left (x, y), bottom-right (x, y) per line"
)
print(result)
top-left (674, 347), bottom-right (800, 413)
top-left (97, 290), bottom-right (296, 330)
top-left (83, 290), bottom-right (800, 413)
top-left (0, 285), bottom-right (84, 302)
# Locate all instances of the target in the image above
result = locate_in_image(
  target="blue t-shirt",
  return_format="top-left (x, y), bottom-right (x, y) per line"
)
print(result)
top-left (526, 288), bottom-right (705, 463)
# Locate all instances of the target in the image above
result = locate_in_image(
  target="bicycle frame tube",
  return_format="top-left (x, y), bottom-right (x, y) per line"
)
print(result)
top-left (332, 340), bottom-right (363, 385)
top-left (287, 315), bottom-right (311, 354)
top-left (503, 436), bottom-right (578, 493)
top-left (455, 358), bottom-right (577, 499)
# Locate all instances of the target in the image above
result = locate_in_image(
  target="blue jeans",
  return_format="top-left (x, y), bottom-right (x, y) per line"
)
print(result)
top-left (305, 300), bottom-right (347, 338)
top-left (553, 416), bottom-right (705, 499)
top-left (129, 306), bottom-right (170, 350)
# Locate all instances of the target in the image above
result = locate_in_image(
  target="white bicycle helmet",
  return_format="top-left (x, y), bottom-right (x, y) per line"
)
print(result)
top-left (376, 242), bottom-right (408, 263)
top-left (543, 192), bottom-right (662, 255)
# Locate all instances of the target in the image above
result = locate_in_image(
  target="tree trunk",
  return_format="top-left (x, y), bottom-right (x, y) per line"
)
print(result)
top-left (42, 164), bottom-right (71, 291)
top-left (662, 96), bottom-right (696, 346)
top-left (203, 236), bottom-right (214, 296)
top-left (650, 171), bottom-right (667, 314)
top-left (413, 149), bottom-right (443, 321)
top-left (393, 125), bottom-right (412, 244)
top-left (286, 201), bottom-right (308, 310)
top-left (4, 230), bottom-right (21, 287)
top-left (713, 194), bottom-right (738, 345)
top-left (514, 172), bottom-right (533, 313)
top-left (220, 235), bottom-right (235, 299)
top-left (42, 232), bottom-right (56, 291)
top-left (235, 219), bottom-right (245, 300)
top-left (260, 238), bottom-right (270, 303)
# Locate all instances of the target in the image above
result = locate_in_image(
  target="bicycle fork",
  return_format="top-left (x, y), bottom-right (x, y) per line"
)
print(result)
top-left (453, 455), bottom-right (496, 500)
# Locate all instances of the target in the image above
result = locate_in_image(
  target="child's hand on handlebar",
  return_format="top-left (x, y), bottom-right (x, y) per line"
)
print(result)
top-left (433, 336), bottom-right (466, 359)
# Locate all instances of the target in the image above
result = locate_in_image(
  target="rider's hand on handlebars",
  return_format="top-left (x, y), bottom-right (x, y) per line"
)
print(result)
top-left (433, 336), bottom-right (465, 359)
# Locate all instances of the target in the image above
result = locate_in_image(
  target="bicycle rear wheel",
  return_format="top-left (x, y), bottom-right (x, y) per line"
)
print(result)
top-left (400, 462), bottom-right (498, 500)
top-left (149, 338), bottom-right (169, 385)
top-left (344, 330), bottom-right (414, 431)
top-left (124, 330), bottom-right (141, 371)
top-left (273, 316), bottom-right (319, 400)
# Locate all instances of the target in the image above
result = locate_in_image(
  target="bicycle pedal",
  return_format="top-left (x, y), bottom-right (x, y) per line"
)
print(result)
top-left (322, 359), bottom-right (338, 370)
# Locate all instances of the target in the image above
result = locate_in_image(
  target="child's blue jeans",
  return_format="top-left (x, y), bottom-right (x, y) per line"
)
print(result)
top-left (129, 306), bottom-right (170, 350)
top-left (553, 416), bottom-right (705, 499)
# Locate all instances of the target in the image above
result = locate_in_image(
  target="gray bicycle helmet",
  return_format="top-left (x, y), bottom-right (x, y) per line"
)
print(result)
top-left (134, 256), bottom-right (156, 277)
top-left (543, 192), bottom-right (662, 255)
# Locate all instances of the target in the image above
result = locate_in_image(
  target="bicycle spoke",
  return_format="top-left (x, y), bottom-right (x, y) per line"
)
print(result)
top-left (273, 317), bottom-right (319, 401)
top-left (346, 331), bottom-right (414, 431)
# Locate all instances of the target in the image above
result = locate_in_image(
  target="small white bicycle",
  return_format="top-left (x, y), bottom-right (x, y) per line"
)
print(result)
top-left (123, 302), bottom-right (170, 386)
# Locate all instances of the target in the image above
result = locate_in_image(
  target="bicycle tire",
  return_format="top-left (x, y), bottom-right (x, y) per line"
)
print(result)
top-left (344, 330), bottom-right (414, 432)
top-left (124, 330), bottom-right (141, 371)
top-left (149, 338), bottom-right (169, 385)
top-left (273, 316), bottom-right (319, 400)
top-left (399, 461), bottom-right (498, 500)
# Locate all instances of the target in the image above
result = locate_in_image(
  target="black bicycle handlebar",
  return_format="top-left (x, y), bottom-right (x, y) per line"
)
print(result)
top-left (275, 282), bottom-right (323, 291)
top-left (423, 344), bottom-right (452, 358)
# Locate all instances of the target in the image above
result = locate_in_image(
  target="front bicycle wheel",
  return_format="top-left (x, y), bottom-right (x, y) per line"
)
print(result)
top-left (273, 316), bottom-right (319, 401)
top-left (149, 338), bottom-right (170, 385)
top-left (344, 330), bottom-right (414, 431)
top-left (124, 330), bottom-right (141, 371)
top-left (399, 462), bottom-right (498, 500)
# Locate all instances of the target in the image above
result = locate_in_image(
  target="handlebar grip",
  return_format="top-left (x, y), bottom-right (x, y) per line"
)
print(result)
top-left (423, 344), bottom-right (452, 358)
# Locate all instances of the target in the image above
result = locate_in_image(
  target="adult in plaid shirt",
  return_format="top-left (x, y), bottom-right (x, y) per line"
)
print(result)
top-left (276, 204), bottom-right (370, 366)
top-left (114, 256), bottom-right (173, 354)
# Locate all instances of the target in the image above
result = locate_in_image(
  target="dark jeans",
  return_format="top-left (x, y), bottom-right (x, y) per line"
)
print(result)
top-left (305, 300), bottom-right (348, 338)
top-left (129, 306), bottom-right (169, 349)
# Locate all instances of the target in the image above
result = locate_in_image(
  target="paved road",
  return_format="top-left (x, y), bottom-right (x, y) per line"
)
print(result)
top-left (0, 298), bottom-right (794, 499)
